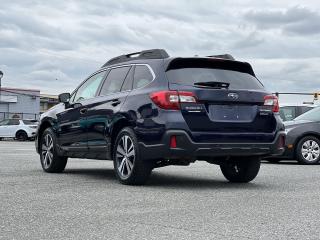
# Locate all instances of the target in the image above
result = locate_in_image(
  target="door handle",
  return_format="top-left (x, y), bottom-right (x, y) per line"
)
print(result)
top-left (79, 108), bottom-right (88, 115)
top-left (111, 99), bottom-right (121, 106)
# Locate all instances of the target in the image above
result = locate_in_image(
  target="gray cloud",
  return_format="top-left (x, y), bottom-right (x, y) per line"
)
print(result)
top-left (244, 6), bottom-right (320, 35)
top-left (0, 0), bottom-right (319, 103)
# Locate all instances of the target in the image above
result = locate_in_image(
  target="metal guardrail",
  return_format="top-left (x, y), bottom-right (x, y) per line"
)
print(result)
top-left (0, 112), bottom-right (39, 120)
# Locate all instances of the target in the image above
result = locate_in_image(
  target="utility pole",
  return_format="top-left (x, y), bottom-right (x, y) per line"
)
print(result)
top-left (0, 71), bottom-right (3, 103)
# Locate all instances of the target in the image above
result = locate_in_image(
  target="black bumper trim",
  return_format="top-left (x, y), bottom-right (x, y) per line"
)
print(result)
top-left (139, 130), bottom-right (286, 161)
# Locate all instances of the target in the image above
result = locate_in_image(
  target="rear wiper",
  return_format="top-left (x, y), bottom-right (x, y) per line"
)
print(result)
top-left (194, 81), bottom-right (230, 89)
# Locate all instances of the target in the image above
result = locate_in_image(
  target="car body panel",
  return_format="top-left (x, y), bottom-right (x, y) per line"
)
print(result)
top-left (35, 56), bottom-right (285, 162)
top-left (0, 119), bottom-right (37, 138)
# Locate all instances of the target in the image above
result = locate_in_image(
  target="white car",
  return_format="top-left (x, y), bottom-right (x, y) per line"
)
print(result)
top-left (0, 119), bottom-right (38, 141)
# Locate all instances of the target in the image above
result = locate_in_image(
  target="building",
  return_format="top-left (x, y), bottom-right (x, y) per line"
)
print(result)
top-left (40, 94), bottom-right (59, 113)
top-left (0, 87), bottom-right (40, 120)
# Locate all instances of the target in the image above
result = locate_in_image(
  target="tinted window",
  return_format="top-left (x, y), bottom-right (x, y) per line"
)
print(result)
top-left (23, 120), bottom-right (38, 125)
top-left (100, 67), bottom-right (130, 95)
top-left (295, 107), bottom-right (320, 122)
top-left (280, 106), bottom-right (296, 121)
top-left (133, 65), bottom-right (154, 89)
top-left (166, 68), bottom-right (263, 90)
top-left (300, 106), bottom-right (313, 114)
top-left (8, 119), bottom-right (20, 125)
top-left (73, 71), bottom-right (106, 103)
top-left (121, 67), bottom-right (134, 91)
top-left (0, 119), bottom-right (9, 126)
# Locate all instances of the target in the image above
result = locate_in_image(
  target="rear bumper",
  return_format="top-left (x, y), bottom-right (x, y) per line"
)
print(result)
top-left (139, 130), bottom-right (286, 161)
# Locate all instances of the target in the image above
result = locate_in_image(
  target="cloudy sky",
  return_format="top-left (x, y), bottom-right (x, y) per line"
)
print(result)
top-left (1, 0), bottom-right (320, 103)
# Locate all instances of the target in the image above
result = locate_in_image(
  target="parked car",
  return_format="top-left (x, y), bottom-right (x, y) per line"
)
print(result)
top-left (268, 106), bottom-right (320, 164)
top-left (0, 119), bottom-right (38, 141)
top-left (280, 104), bottom-right (315, 122)
top-left (35, 49), bottom-right (285, 185)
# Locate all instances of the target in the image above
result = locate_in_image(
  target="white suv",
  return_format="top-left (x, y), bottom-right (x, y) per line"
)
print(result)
top-left (0, 119), bottom-right (38, 141)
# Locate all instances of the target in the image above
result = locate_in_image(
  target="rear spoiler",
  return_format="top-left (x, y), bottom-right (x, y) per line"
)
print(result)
top-left (166, 57), bottom-right (256, 77)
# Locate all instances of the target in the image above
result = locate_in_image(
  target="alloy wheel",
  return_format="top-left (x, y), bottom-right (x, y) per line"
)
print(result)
top-left (116, 135), bottom-right (135, 179)
top-left (301, 140), bottom-right (320, 162)
top-left (41, 134), bottom-right (54, 169)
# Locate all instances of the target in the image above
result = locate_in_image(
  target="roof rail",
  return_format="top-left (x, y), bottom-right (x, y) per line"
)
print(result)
top-left (102, 49), bottom-right (170, 68)
top-left (206, 54), bottom-right (235, 60)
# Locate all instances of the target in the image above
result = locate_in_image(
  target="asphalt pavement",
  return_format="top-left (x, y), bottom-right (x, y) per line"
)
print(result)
top-left (1, 141), bottom-right (320, 240)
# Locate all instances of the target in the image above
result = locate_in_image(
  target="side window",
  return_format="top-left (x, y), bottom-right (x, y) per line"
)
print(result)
top-left (300, 106), bottom-right (313, 114)
top-left (0, 119), bottom-right (9, 126)
top-left (72, 71), bottom-right (106, 103)
top-left (8, 119), bottom-right (20, 125)
top-left (133, 65), bottom-right (154, 89)
top-left (280, 107), bottom-right (296, 121)
top-left (23, 120), bottom-right (38, 125)
top-left (99, 66), bottom-right (130, 96)
top-left (121, 67), bottom-right (134, 92)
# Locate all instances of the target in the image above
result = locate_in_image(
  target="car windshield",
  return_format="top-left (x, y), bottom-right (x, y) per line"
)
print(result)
top-left (295, 107), bottom-right (320, 122)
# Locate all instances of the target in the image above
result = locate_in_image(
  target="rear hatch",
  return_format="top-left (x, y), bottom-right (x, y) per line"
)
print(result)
top-left (166, 58), bottom-right (277, 143)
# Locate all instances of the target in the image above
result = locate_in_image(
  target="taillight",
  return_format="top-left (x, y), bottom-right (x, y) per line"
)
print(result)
top-left (150, 91), bottom-right (197, 110)
top-left (264, 95), bottom-right (279, 112)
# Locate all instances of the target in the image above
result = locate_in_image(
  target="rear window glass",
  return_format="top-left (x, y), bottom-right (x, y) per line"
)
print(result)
top-left (166, 68), bottom-right (263, 90)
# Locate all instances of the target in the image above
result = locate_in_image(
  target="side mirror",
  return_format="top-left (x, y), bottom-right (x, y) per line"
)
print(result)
top-left (58, 93), bottom-right (71, 103)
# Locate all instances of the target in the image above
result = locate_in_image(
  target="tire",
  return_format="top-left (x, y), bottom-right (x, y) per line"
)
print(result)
top-left (220, 157), bottom-right (261, 183)
top-left (16, 130), bottom-right (28, 141)
top-left (296, 136), bottom-right (320, 165)
top-left (266, 158), bottom-right (281, 164)
top-left (113, 127), bottom-right (152, 185)
top-left (40, 128), bottom-right (68, 173)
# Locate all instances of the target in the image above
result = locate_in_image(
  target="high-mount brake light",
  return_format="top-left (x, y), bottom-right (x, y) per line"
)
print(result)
top-left (264, 95), bottom-right (279, 113)
top-left (150, 91), bottom-right (197, 110)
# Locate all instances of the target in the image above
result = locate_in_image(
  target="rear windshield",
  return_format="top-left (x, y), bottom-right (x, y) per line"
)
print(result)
top-left (166, 68), bottom-right (264, 90)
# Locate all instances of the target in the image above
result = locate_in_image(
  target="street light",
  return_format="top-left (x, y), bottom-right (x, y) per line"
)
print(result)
top-left (0, 70), bottom-right (3, 102)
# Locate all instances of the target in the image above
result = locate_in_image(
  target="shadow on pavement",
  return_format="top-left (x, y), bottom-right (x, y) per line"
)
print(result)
top-left (146, 172), bottom-right (269, 190)
top-left (63, 168), bottom-right (270, 190)
top-left (64, 168), bottom-right (118, 182)
top-left (263, 160), bottom-right (320, 165)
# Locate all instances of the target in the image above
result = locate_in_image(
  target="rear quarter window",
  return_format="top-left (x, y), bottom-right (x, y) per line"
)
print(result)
top-left (133, 65), bottom-right (154, 89)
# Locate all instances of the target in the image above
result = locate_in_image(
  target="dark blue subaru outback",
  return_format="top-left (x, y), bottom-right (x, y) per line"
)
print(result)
top-left (35, 49), bottom-right (285, 185)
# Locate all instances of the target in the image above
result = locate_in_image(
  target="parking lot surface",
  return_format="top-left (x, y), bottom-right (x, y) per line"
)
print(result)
top-left (1, 141), bottom-right (320, 240)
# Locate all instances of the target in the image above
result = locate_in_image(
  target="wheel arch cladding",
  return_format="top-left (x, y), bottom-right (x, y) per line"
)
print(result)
top-left (38, 121), bottom-right (53, 150)
top-left (110, 118), bottom-right (134, 157)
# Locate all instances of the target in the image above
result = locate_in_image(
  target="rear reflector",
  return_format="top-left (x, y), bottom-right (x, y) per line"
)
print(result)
top-left (264, 95), bottom-right (279, 113)
top-left (278, 135), bottom-right (285, 149)
top-left (150, 91), bottom-right (197, 110)
top-left (170, 135), bottom-right (177, 148)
